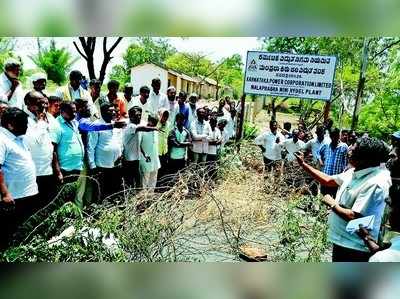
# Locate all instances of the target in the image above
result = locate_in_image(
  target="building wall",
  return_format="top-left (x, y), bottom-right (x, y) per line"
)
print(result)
top-left (167, 73), bottom-right (178, 90)
top-left (131, 64), bottom-right (169, 95)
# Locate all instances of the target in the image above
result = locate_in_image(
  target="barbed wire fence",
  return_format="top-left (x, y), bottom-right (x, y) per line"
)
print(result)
top-left (2, 140), bottom-right (330, 262)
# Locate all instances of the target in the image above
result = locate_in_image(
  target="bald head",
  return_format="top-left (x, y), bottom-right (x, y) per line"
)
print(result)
top-left (24, 91), bottom-right (48, 115)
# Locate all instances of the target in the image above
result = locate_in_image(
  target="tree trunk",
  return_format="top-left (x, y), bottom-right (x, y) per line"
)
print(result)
top-left (271, 97), bottom-right (277, 121)
top-left (351, 38), bottom-right (369, 130)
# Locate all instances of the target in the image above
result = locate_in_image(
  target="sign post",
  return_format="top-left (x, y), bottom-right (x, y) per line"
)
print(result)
top-left (236, 51), bottom-right (337, 151)
top-left (243, 51), bottom-right (337, 100)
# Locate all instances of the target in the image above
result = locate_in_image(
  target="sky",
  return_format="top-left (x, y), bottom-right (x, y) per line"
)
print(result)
top-left (13, 37), bottom-right (262, 79)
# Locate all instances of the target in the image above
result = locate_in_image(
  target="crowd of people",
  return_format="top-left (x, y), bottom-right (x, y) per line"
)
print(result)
top-left (0, 58), bottom-right (239, 250)
top-left (254, 115), bottom-right (400, 262)
top-left (1, 56), bottom-right (400, 262)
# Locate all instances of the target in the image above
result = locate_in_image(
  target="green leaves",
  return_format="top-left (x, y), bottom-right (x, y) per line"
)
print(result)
top-left (30, 39), bottom-right (78, 85)
top-left (124, 37), bottom-right (177, 69)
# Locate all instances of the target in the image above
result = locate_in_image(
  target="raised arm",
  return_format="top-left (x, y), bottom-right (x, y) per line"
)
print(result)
top-left (78, 118), bottom-right (113, 133)
top-left (295, 153), bottom-right (338, 187)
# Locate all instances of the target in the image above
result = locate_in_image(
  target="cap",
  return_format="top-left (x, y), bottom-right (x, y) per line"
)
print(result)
top-left (31, 72), bottom-right (47, 83)
top-left (3, 57), bottom-right (21, 70)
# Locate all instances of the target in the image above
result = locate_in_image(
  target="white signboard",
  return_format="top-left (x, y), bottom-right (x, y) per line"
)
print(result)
top-left (244, 51), bottom-right (337, 101)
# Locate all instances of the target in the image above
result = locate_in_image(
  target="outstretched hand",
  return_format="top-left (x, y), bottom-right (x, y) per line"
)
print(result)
top-left (294, 152), bottom-right (304, 166)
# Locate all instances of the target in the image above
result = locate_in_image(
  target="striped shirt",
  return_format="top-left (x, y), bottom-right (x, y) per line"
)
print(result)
top-left (319, 142), bottom-right (349, 175)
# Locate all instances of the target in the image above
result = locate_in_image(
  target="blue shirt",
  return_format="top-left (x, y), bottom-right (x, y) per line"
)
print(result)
top-left (52, 116), bottom-right (85, 171)
top-left (87, 121), bottom-right (123, 169)
top-left (76, 114), bottom-right (113, 133)
top-left (319, 142), bottom-right (348, 175)
top-left (178, 103), bottom-right (190, 129)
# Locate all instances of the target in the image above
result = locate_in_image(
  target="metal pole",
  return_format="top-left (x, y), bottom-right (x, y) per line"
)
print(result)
top-left (236, 94), bottom-right (247, 151)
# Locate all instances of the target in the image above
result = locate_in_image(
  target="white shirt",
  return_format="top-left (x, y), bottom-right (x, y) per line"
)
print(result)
top-left (190, 120), bottom-right (211, 154)
top-left (167, 101), bottom-right (179, 124)
top-left (139, 131), bottom-right (160, 173)
top-left (0, 127), bottom-right (38, 199)
top-left (47, 112), bottom-right (61, 136)
top-left (24, 111), bottom-right (54, 176)
top-left (148, 91), bottom-right (168, 115)
top-left (282, 138), bottom-right (305, 162)
top-left (329, 166), bottom-right (392, 252)
top-left (188, 104), bottom-right (198, 128)
top-left (122, 123), bottom-right (140, 161)
top-left (87, 121), bottom-right (123, 169)
top-left (305, 136), bottom-right (330, 162)
top-left (254, 131), bottom-right (285, 161)
top-left (55, 85), bottom-right (88, 101)
top-left (56, 85), bottom-right (99, 118)
top-left (0, 72), bottom-right (24, 109)
top-left (207, 127), bottom-right (222, 155)
top-left (369, 236), bottom-right (400, 262)
top-left (219, 108), bottom-right (235, 139)
top-left (127, 96), bottom-right (152, 125)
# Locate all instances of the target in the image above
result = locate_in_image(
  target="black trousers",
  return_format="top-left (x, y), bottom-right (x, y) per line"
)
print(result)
top-left (61, 169), bottom-right (81, 184)
top-left (332, 244), bottom-right (372, 262)
top-left (98, 167), bottom-right (122, 201)
top-left (36, 175), bottom-right (58, 209)
top-left (0, 194), bottom-right (38, 250)
top-left (122, 160), bottom-right (140, 190)
top-left (157, 154), bottom-right (170, 187)
top-left (169, 158), bottom-right (186, 174)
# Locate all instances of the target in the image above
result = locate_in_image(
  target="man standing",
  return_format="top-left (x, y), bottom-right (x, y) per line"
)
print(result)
top-left (148, 78), bottom-right (168, 115)
top-left (139, 114), bottom-right (161, 192)
top-left (0, 107), bottom-right (38, 249)
top-left (55, 70), bottom-right (97, 118)
top-left (168, 113), bottom-right (191, 174)
top-left (128, 86), bottom-right (151, 125)
top-left (56, 70), bottom-right (90, 102)
top-left (30, 72), bottom-right (48, 97)
top-left (24, 91), bottom-right (62, 208)
top-left (97, 80), bottom-right (126, 119)
top-left (190, 107), bottom-right (211, 164)
top-left (89, 79), bottom-right (102, 106)
top-left (52, 102), bottom-right (85, 183)
top-left (296, 137), bottom-right (391, 262)
top-left (0, 58), bottom-right (24, 110)
top-left (166, 86), bottom-right (179, 124)
top-left (87, 103), bottom-right (123, 200)
top-left (46, 96), bottom-right (62, 138)
top-left (254, 120), bottom-right (285, 172)
top-left (122, 83), bottom-right (133, 109)
top-left (122, 106), bottom-right (158, 189)
top-left (157, 109), bottom-right (171, 185)
top-left (305, 125), bottom-right (329, 166)
top-left (207, 115), bottom-right (222, 179)
top-left (282, 129), bottom-right (305, 162)
top-left (319, 128), bottom-right (349, 196)
top-left (177, 91), bottom-right (190, 129)
top-left (188, 93), bottom-right (198, 128)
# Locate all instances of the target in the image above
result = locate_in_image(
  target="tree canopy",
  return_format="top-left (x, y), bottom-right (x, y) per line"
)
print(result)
top-left (262, 37), bottom-right (400, 137)
top-left (30, 39), bottom-right (78, 85)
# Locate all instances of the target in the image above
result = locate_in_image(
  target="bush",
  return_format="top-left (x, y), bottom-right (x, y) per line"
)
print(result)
top-left (243, 122), bottom-right (259, 140)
